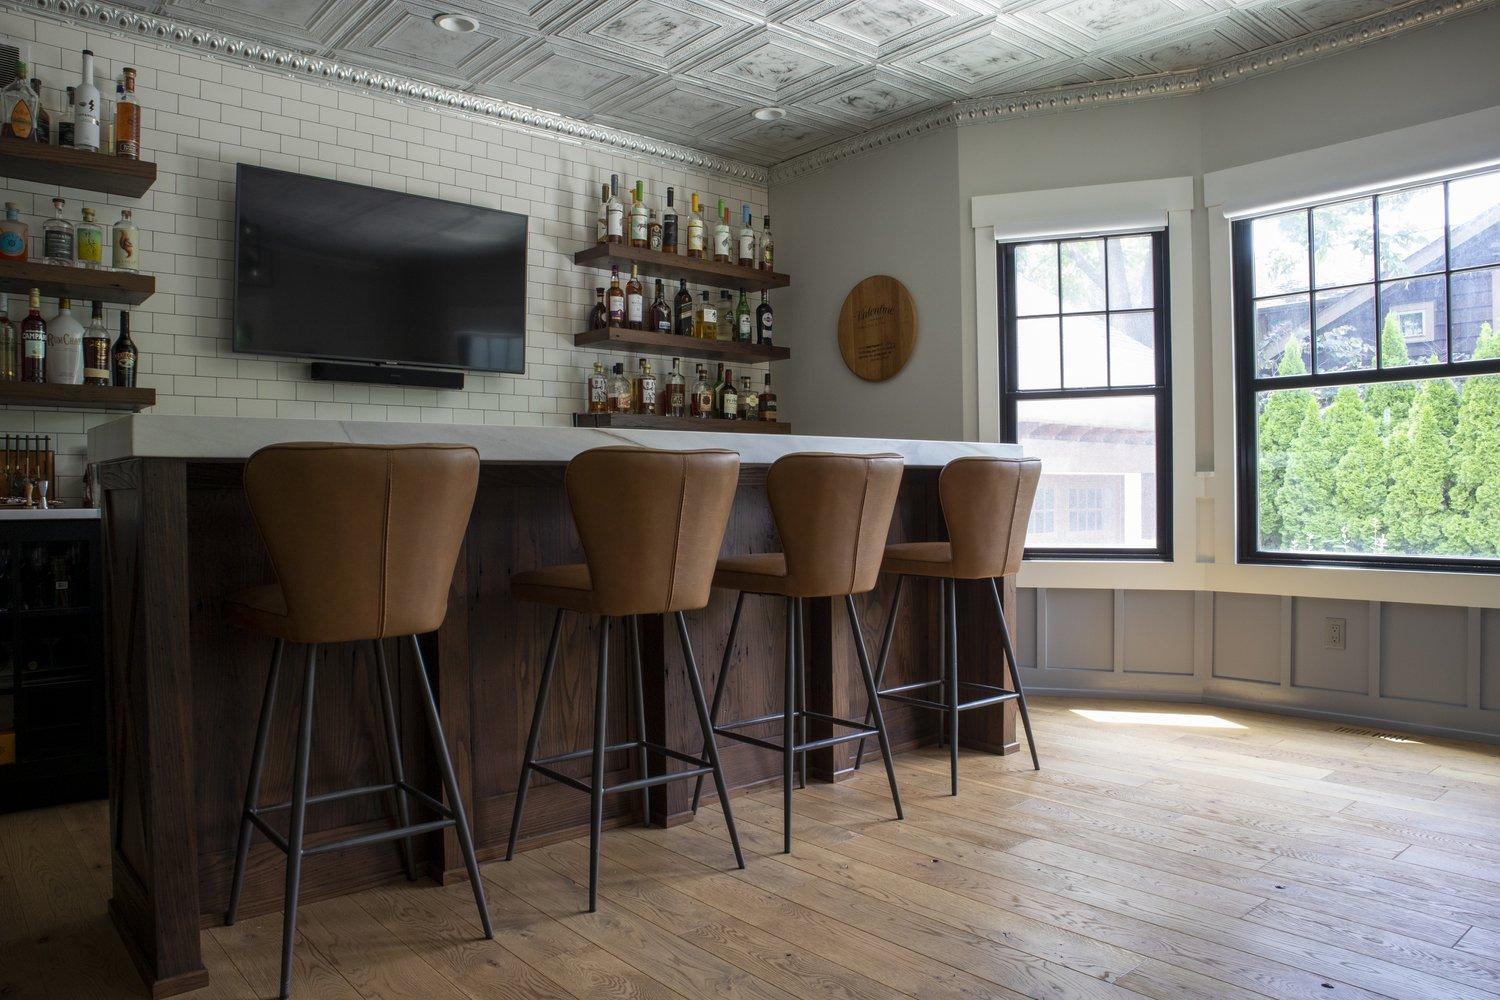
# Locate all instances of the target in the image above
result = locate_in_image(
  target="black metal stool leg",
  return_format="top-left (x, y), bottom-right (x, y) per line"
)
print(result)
top-left (371, 640), bottom-right (416, 880)
top-left (783, 595), bottom-right (795, 853)
top-left (692, 591), bottom-right (743, 813)
top-left (408, 635), bottom-right (494, 938)
top-left (588, 617), bottom-right (611, 913)
top-left (278, 643), bottom-right (317, 1000)
top-left (938, 578), bottom-right (950, 749)
top-left (225, 637), bottom-right (282, 926)
top-left (854, 575), bottom-right (904, 770)
top-left (989, 578), bottom-right (1039, 770)
top-left (845, 595), bottom-right (903, 820)
top-left (947, 579), bottom-right (959, 796)
top-left (675, 612), bottom-right (745, 870)
top-left (796, 597), bottom-right (808, 790)
top-left (507, 609), bottom-right (564, 860)
top-left (627, 615), bottom-right (650, 827)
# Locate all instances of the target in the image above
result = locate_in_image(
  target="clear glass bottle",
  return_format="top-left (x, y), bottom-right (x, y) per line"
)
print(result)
top-left (713, 200), bottom-right (732, 263)
top-left (605, 174), bottom-right (624, 244)
top-left (74, 49), bottom-right (101, 153)
top-left (75, 207), bottom-right (105, 268)
top-left (760, 215), bottom-right (774, 272)
top-left (596, 182), bottom-right (609, 245)
top-left (664, 358), bottom-right (686, 418)
top-left (112, 209), bottom-right (140, 271)
top-left (585, 360), bottom-right (608, 414)
top-left (693, 291), bottom-right (716, 340)
top-left (114, 67), bottom-right (140, 159)
top-left (691, 365), bottom-right (713, 418)
top-left (716, 290), bottom-right (734, 341)
top-left (756, 291), bottom-right (774, 345)
top-left (1, 51), bottom-right (38, 141)
top-left (735, 289), bottom-right (752, 343)
top-left (686, 193), bottom-right (704, 259)
top-left (30, 80), bottom-right (49, 145)
top-left (633, 359), bottom-right (657, 415)
top-left (111, 311), bottom-right (137, 387)
top-left (0, 300), bottom-right (17, 381)
top-left (629, 180), bottom-right (648, 248)
top-left (738, 376), bottom-right (758, 420)
top-left (608, 362), bottom-right (630, 413)
top-left (738, 204), bottom-right (755, 267)
top-left (0, 203), bottom-right (29, 262)
top-left (46, 297), bottom-right (84, 384)
top-left (83, 301), bottom-right (109, 386)
top-left (42, 198), bottom-right (74, 265)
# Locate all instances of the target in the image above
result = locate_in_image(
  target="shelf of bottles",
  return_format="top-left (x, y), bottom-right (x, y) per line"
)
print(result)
top-left (575, 325), bottom-right (788, 364)
top-left (0, 259), bottom-right (152, 305)
top-left (0, 382), bottom-right (153, 411)
top-left (573, 242), bottom-right (789, 293)
top-left (576, 412), bottom-right (792, 434)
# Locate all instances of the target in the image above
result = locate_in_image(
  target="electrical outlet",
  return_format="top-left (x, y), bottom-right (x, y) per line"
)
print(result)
top-left (1324, 617), bottom-right (1347, 650)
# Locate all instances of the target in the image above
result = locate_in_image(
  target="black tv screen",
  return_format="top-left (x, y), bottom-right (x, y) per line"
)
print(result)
top-left (233, 164), bottom-right (527, 374)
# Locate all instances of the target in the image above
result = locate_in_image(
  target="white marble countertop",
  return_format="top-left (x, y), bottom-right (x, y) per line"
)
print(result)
top-left (87, 415), bottom-right (1022, 468)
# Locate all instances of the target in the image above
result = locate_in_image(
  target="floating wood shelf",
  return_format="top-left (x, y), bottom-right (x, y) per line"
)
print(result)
top-left (574, 244), bottom-right (790, 292)
top-left (574, 326), bottom-right (788, 364)
top-left (576, 412), bottom-right (790, 433)
top-left (0, 382), bottom-right (154, 411)
top-left (0, 139), bottom-right (157, 198)
top-left (0, 260), bottom-right (154, 306)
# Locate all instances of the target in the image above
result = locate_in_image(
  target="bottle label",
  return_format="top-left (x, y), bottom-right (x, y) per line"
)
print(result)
top-left (739, 232), bottom-right (754, 260)
top-left (588, 375), bottom-right (607, 403)
top-left (713, 228), bottom-right (731, 257)
top-left (676, 309), bottom-right (692, 337)
top-left (597, 216), bottom-right (606, 242)
top-left (648, 226), bottom-right (662, 252)
top-left (75, 98), bottom-right (100, 150)
top-left (8, 99), bottom-right (33, 139)
top-left (701, 307), bottom-right (716, 326)
top-left (738, 313), bottom-right (751, 337)
top-left (43, 230), bottom-right (74, 261)
top-left (656, 313), bottom-right (671, 333)
top-left (113, 228), bottom-right (138, 269)
top-left (668, 387), bottom-right (685, 415)
top-left (761, 244), bottom-right (774, 269)
top-left (763, 399), bottom-right (777, 421)
top-left (722, 392), bottom-right (738, 419)
top-left (77, 227), bottom-right (104, 264)
top-left (607, 204), bottom-right (624, 237)
top-left (25, 338), bottom-right (44, 359)
top-left (688, 222), bottom-right (703, 252)
top-left (84, 365), bottom-right (109, 381)
top-left (663, 217), bottom-right (677, 249)
top-left (0, 231), bottom-right (24, 258)
top-left (694, 388), bottom-right (713, 415)
top-left (630, 210), bottom-right (647, 242)
top-left (608, 295), bottom-right (624, 324)
top-left (627, 293), bottom-right (643, 323)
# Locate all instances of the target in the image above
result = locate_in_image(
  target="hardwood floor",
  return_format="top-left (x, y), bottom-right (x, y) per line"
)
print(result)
top-left (4, 697), bottom-right (1500, 1000)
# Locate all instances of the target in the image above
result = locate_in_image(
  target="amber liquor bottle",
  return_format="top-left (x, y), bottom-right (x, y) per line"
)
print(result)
top-left (663, 358), bottom-right (686, 417)
top-left (649, 279), bottom-right (671, 333)
top-left (673, 279), bottom-right (693, 336)
top-left (586, 361), bottom-right (609, 413)
top-left (633, 359), bottom-right (658, 415)
top-left (114, 67), bottom-right (141, 159)
top-left (691, 365), bottom-right (713, 418)
top-left (606, 266), bottom-right (625, 326)
top-left (587, 287), bottom-right (607, 330)
top-left (624, 264), bottom-right (645, 330)
top-left (83, 300), bottom-right (109, 385)
top-left (20, 289), bottom-right (46, 384)
top-left (111, 311), bottom-right (138, 387)
top-left (759, 373), bottom-right (777, 422)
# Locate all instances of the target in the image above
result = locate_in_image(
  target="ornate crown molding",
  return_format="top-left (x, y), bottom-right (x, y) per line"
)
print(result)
top-left (770, 0), bottom-right (1497, 184)
top-left (18, 0), bottom-right (770, 184)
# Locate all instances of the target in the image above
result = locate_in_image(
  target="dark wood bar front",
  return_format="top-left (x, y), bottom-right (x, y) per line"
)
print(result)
top-left (90, 418), bottom-right (1022, 996)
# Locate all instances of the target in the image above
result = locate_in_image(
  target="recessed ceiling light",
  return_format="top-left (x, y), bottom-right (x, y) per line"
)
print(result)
top-left (753, 107), bottom-right (787, 121)
top-left (433, 13), bottom-right (479, 32)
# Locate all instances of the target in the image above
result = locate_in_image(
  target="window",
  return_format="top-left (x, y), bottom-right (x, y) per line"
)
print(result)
top-left (998, 231), bottom-right (1172, 558)
top-left (1233, 166), bottom-right (1500, 570)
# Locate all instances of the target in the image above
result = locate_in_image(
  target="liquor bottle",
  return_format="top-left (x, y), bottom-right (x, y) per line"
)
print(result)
top-left (108, 78), bottom-right (122, 154)
top-left (21, 290), bottom-right (46, 384)
top-left (596, 182), bottom-right (609, 244)
top-left (756, 291), bottom-right (774, 345)
top-left (673, 278), bottom-right (693, 336)
top-left (31, 80), bottom-right (49, 145)
top-left (716, 290), bottom-right (734, 341)
top-left (112, 209), bottom-right (139, 270)
top-left (586, 361), bottom-right (609, 413)
top-left (42, 198), bottom-right (74, 265)
top-left (57, 87), bottom-right (74, 147)
top-left (738, 376), bottom-right (758, 421)
top-left (1, 51), bottom-right (37, 141)
top-left (83, 301), bottom-right (109, 386)
top-left (664, 358), bottom-right (686, 418)
top-left (649, 279), bottom-right (671, 333)
top-left (633, 359), bottom-right (658, 415)
top-left (45, 298), bottom-right (83, 384)
top-left (606, 265), bottom-right (625, 326)
top-left (662, 188), bottom-right (678, 254)
top-left (738, 205), bottom-right (755, 267)
top-left (709, 364), bottom-right (725, 417)
top-left (114, 67), bottom-right (140, 159)
top-left (625, 263), bottom-right (644, 330)
top-left (629, 180), bottom-right (648, 248)
top-left (760, 216), bottom-right (774, 272)
top-left (0, 301), bottom-right (16, 381)
top-left (608, 362), bottom-right (631, 413)
top-left (0, 203), bottom-right (28, 262)
top-left (693, 291), bottom-right (716, 340)
top-left (605, 175), bottom-right (624, 244)
top-left (111, 311), bottom-right (137, 387)
top-left (719, 368), bottom-right (739, 420)
top-left (647, 207), bottom-right (662, 252)
top-left (74, 50), bottom-right (100, 153)
top-left (735, 289), bottom-right (752, 343)
top-left (713, 201), bottom-right (732, 263)
top-left (759, 372), bottom-right (777, 422)
top-left (686, 194), bottom-right (704, 259)
top-left (691, 365), bottom-right (713, 418)
top-left (587, 287), bottom-right (607, 330)
top-left (75, 207), bottom-right (105, 269)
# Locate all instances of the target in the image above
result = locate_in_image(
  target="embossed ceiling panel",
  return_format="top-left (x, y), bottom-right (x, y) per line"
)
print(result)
top-left (75, 0), bottom-right (1500, 168)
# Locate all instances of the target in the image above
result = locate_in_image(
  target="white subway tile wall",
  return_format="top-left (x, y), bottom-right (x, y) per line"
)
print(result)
top-left (0, 7), bottom-right (769, 500)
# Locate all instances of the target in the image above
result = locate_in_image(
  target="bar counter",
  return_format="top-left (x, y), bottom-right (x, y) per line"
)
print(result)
top-left (88, 415), bottom-right (1025, 996)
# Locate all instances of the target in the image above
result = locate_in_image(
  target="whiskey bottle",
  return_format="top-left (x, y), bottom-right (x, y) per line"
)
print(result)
top-left (664, 358), bottom-right (686, 418)
top-left (759, 373), bottom-right (777, 422)
top-left (735, 290), bottom-right (752, 343)
top-left (647, 206), bottom-right (662, 252)
top-left (58, 87), bottom-right (74, 147)
top-left (737, 205), bottom-right (755, 267)
top-left (719, 368), bottom-right (739, 420)
top-left (608, 362), bottom-right (630, 413)
top-left (83, 301), bottom-right (109, 386)
top-left (0, 301), bottom-right (16, 381)
top-left (633, 359), bottom-right (658, 415)
top-left (112, 209), bottom-right (139, 270)
top-left (673, 279), bottom-right (693, 336)
top-left (596, 182), bottom-right (610, 244)
top-left (686, 194), bottom-right (705, 259)
top-left (738, 376), bottom-right (758, 421)
top-left (625, 263), bottom-right (644, 329)
top-left (74, 50), bottom-right (101, 153)
top-left (1, 52), bottom-right (37, 141)
top-left (75, 207), bottom-right (105, 269)
top-left (111, 311), bottom-right (137, 387)
top-left (760, 216), bottom-right (774, 272)
top-left (629, 180), bottom-right (648, 248)
top-left (756, 291), bottom-right (774, 345)
top-left (662, 188), bottom-right (678, 254)
top-left (45, 297), bottom-right (83, 385)
top-left (114, 67), bottom-right (140, 159)
top-left (605, 175), bottom-right (624, 244)
top-left (587, 287), bottom-right (607, 330)
top-left (42, 198), bottom-right (74, 265)
top-left (691, 365), bottom-right (713, 418)
top-left (21, 289), bottom-right (46, 384)
top-left (649, 279), bottom-right (671, 333)
top-left (586, 361), bottom-right (609, 413)
top-left (31, 80), bottom-right (49, 145)
top-left (693, 291), bottom-right (716, 340)
top-left (716, 290), bottom-right (734, 341)
top-left (606, 265), bottom-right (626, 326)
top-left (712, 201), bottom-right (732, 263)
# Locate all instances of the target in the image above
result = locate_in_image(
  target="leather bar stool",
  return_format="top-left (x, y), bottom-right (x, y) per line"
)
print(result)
top-left (505, 446), bottom-right (745, 911)
top-left (855, 456), bottom-right (1042, 794)
top-left (695, 452), bottom-right (906, 854)
top-left (222, 444), bottom-right (492, 1000)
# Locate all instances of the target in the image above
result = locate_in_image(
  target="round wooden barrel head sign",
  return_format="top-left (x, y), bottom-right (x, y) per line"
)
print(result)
top-left (838, 275), bottom-right (916, 382)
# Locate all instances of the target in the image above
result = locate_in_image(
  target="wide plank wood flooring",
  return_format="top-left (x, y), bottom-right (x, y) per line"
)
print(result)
top-left (4, 697), bottom-right (1500, 999)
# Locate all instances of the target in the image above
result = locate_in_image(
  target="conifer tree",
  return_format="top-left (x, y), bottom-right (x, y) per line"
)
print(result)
top-left (1256, 340), bottom-right (1317, 548)
top-left (1385, 376), bottom-right (1460, 553)
top-left (1277, 385), bottom-right (1371, 550)
top-left (1450, 324), bottom-right (1500, 554)
top-left (1366, 314), bottom-right (1416, 432)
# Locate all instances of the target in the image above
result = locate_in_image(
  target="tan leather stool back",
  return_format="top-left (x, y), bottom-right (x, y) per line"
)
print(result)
top-left (768, 452), bottom-right (904, 598)
top-left (566, 447), bottom-right (740, 616)
top-left (939, 456), bottom-right (1042, 579)
top-left (243, 443), bottom-right (479, 643)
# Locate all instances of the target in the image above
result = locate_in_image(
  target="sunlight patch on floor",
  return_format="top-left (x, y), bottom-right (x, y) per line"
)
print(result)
top-left (1069, 708), bottom-right (1247, 729)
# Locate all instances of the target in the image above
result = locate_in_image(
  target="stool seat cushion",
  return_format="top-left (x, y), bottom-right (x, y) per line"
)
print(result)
top-left (510, 563), bottom-right (596, 612)
top-left (226, 583), bottom-right (295, 639)
top-left (713, 552), bottom-right (791, 595)
top-left (881, 541), bottom-right (965, 578)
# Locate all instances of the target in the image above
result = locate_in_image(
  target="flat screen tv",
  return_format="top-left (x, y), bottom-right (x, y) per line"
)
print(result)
top-left (233, 164), bottom-right (527, 374)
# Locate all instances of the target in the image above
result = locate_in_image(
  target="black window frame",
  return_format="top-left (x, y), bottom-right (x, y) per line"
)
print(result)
top-left (1232, 172), bottom-right (1500, 574)
top-left (998, 229), bottom-right (1173, 561)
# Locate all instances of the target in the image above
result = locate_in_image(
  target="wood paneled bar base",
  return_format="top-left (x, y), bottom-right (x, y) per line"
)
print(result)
top-left (88, 416), bottom-right (1025, 996)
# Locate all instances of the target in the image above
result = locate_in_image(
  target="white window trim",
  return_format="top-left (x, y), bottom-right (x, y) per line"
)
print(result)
top-left (972, 177), bottom-right (1201, 591)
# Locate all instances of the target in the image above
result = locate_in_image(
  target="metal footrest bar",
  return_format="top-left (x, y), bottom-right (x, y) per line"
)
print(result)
top-left (535, 739), bottom-right (643, 766)
top-left (303, 818), bottom-right (455, 857)
top-left (715, 708), bottom-right (879, 756)
top-left (256, 781), bottom-right (397, 814)
top-left (879, 689), bottom-right (1018, 712)
top-left (530, 763), bottom-right (593, 793)
top-left (394, 781), bottom-right (453, 819)
top-left (605, 767), bottom-right (713, 795)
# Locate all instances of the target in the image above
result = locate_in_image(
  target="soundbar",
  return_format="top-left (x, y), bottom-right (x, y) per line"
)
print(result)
top-left (309, 361), bottom-right (465, 390)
